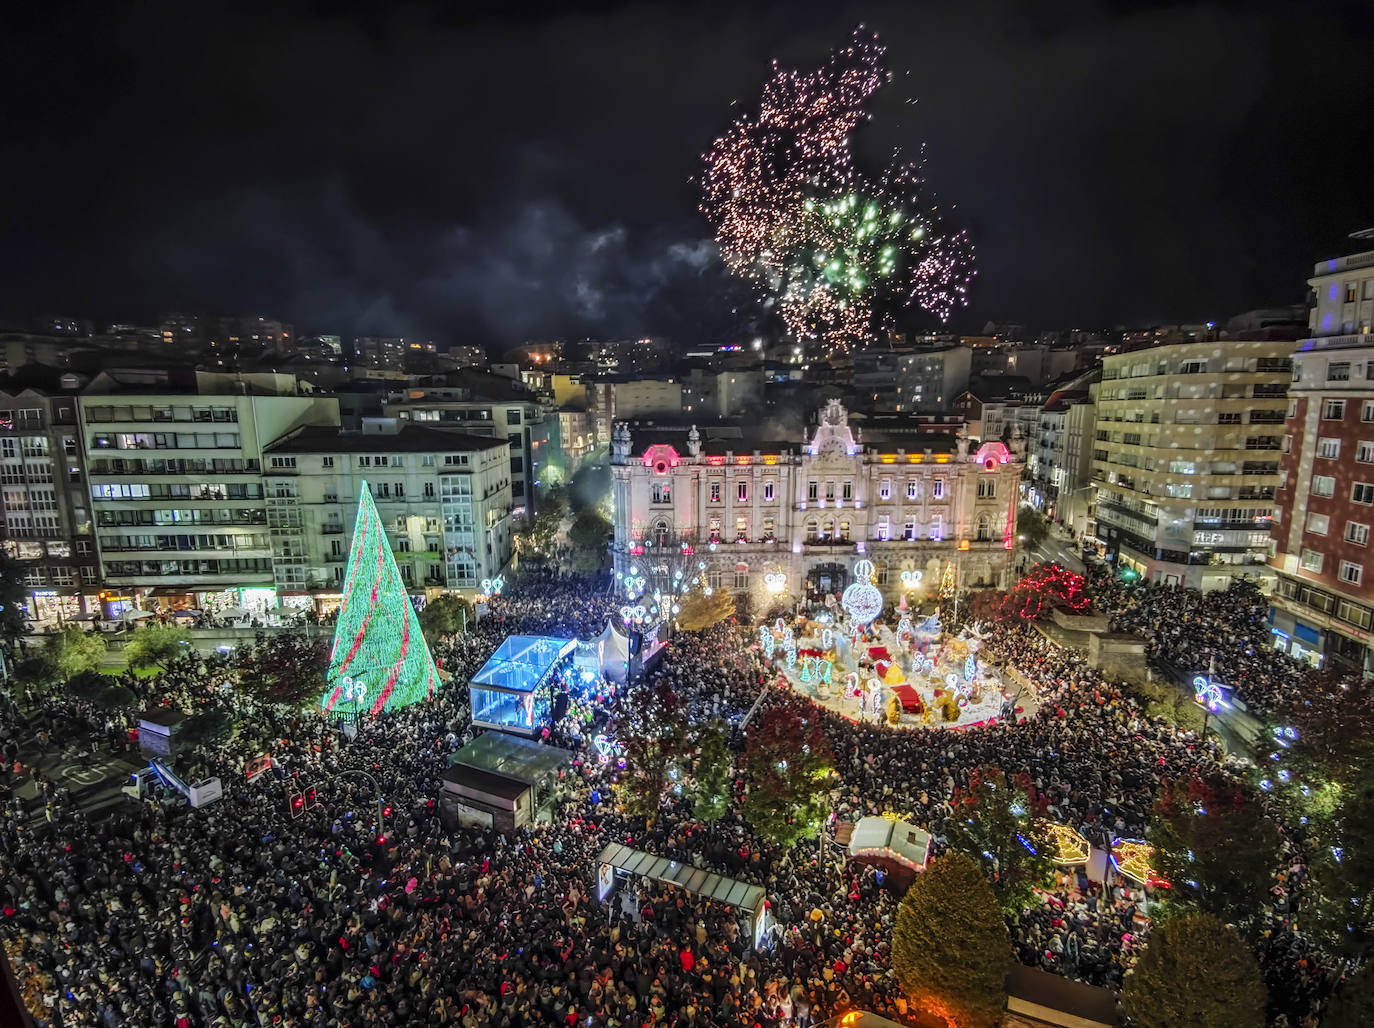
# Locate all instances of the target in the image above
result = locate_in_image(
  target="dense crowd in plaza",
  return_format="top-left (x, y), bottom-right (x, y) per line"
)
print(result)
top-left (1087, 570), bottom-right (1333, 719)
top-left (0, 566), bottom-right (1355, 1027)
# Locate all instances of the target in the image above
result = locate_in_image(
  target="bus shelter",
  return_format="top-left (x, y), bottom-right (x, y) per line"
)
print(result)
top-left (594, 842), bottom-right (770, 948)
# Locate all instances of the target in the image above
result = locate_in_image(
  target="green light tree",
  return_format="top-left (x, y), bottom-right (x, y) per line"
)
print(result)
top-left (945, 765), bottom-right (1054, 917)
top-left (321, 482), bottom-right (441, 717)
top-left (740, 705), bottom-right (833, 849)
top-left (1120, 913), bottom-right (1265, 1028)
top-left (891, 851), bottom-right (1011, 1028)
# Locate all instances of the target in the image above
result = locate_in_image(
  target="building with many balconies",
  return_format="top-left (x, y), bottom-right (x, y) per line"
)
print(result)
top-left (77, 371), bottom-right (338, 616)
top-left (1, 376), bottom-right (97, 624)
top-left (1090, 339), bottom-right (1292, 590)
top-left (1268, 243), bottom-right (1374, 673)
top-left (609, 401), bottom-right (1022, 610)
top-left (262, 422), bottom-right (514, 610)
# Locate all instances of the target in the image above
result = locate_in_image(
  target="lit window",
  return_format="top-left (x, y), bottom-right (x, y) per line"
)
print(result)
top-left (1306, 513), bottom-right (1329, 535)
top-left (1300, 549), bottom-right (1324, 573)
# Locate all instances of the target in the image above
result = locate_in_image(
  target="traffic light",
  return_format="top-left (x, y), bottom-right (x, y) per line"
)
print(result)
top-left (305, 787), bottom-right (318, 808)
top-left (287, 790), bottom-right (304, 818)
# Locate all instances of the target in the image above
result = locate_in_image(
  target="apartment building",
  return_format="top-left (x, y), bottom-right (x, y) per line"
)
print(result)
top-left (383, 377), bottom-right (555, 514)
top-left (263, 423), bottom-right (514, 609)
top-left (78, 372), bottom-right (339, 616)
top-left (852, 345), bottom-right (972, 413)
top-left (0, 381), bottom-right (97, 624)
top-left (1090, 339), bottom-right (1291, 590)
top-left (1269, 247), bottom-right (1374, 673)
top-left (1026, 378), bottom-right (1098, 537)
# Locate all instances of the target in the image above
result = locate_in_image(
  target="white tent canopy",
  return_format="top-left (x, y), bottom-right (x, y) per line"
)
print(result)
top-left (848, 815), bottom-right (932, 872)
top-left (574, 620), bottom-right (632, 683)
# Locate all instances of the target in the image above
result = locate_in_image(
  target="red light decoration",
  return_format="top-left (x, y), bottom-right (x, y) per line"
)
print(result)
top-left (1001, 564), bottom-right (1091, 621)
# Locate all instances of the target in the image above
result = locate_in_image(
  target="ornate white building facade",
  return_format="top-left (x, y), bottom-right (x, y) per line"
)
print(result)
top-left (610, 401), bottom-right (1024, 608)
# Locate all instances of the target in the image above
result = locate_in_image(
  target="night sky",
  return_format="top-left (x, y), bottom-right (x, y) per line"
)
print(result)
top-left (3, 0), bottom-right (1372, 349)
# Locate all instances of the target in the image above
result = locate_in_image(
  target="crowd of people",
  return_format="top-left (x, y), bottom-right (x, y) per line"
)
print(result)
top-left (0, 566), bottom-right (1350, 1027)
top-left (1087, 570), bottom-right (1336, 718)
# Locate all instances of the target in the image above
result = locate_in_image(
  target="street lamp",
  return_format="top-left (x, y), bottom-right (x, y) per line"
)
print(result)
top-left (334, 768), bottom-right (388, 843)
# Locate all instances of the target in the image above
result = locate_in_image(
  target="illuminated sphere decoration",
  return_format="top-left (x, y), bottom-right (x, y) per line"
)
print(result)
top-left (841, 559), bottom-right (883, 626)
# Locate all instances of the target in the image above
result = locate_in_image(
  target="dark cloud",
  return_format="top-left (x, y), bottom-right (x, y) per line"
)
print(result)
top-left (0, 0), bottom-right (1371, 347)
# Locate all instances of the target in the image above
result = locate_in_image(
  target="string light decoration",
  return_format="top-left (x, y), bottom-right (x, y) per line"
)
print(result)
top-left (1000, 564), bottom-right (1091, 621)
top-left (841, 559), bottom-right (884, 626)
top-left (1040, 821), bottom-right (1091, 865)
top-left (700, 27), bottom-right (974, 356)
top-left (1110, 838), bottom-right (1168, 887)
top-left (938, 562), bottom-right (956, 600)
top-left (320, 482), bottom-right (440, 717)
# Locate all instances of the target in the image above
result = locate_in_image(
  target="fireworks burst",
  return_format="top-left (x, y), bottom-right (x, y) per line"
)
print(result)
top-left (701, 28), bottom-right (974, 354)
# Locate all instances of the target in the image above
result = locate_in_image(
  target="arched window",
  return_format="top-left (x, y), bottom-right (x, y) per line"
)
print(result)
top-left (654, 519), bottom-right (670, 548)
top-left (733, 562), bottom-right (750, 590)
top-left (806, 518), bottom-right (819, 542)
top-left (976, 514), bottom-right (992, 542)
top-left (838, 519), bottom-right (851, 541)
top-left (822, 518), bottom-right (835, 540)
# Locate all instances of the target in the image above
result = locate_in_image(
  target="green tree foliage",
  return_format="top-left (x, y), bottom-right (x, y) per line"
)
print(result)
top-left (235, 633), bottom-right (331, 708)
top-left (180, 709), bottom-right (236, 748)
top-left (1120, 913), bottom-right (1265, 1028)
top-left (612, 684), bottom-right (688, 824)
top-left (1299, 755), bottom-right (1374, 959)
top-left (740, 705), bottom-right (833, 849)
top-left (417, 594), bottom-right (471, 643)
top-left (43, 626), bottom-right (108, 679)
top-left (517, 488), bottom-right (567, 562)
top-left (0, 552), bottom-right (28, 641)
top-left (675, 588), bottom-right (735, 633)
top-left (123, 623), bottom-right (192, 671)
top-left (567, 510), bottom-right (612, 572)
top-left (891, 851), bottom-right (1011, 1028)
top-left (66, 670), bottom-right (112, 704)
top-left (1147, 774), bottom-right (1281, 941)
top-left (691, 720), bottom-right (732, 823)
top-left (94, 683), bottom-right (137, 711)
top-left (1016, 505), bottom-right (1049, 550)
top-left (945, 765), bottom-right (1055, 917)
top-left (1324, 960), bottom-right (1374, 1028)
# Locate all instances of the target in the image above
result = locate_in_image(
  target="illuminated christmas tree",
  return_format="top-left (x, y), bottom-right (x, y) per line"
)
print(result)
top-left (938, 561), bottom-right (957, 600)
top-left (320, 481), bottom-right (440, 717)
